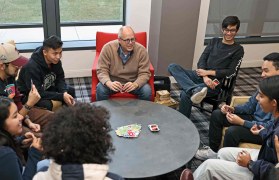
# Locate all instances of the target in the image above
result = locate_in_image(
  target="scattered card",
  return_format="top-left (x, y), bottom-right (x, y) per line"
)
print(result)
top-left (115, 124), bottom-right (141, 138)
top-left (148, 124), bottom-right (160, 132)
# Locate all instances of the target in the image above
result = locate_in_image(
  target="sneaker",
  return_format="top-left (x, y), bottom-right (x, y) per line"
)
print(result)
top-left (194, 145), bottom-right (217, 160)
top-left (180, 168), bottom-right (194, 180)
top-left (190, 87), bottom-right (208, 104)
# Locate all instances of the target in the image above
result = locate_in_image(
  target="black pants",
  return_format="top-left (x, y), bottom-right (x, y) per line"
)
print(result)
top-left (33, 85), bottom-right (76, 111)
top-left (209, 109), bottom-right (262, 152)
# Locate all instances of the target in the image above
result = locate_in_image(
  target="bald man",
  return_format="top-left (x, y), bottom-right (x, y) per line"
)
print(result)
top-left (96, 26), bottom-right (151, 101)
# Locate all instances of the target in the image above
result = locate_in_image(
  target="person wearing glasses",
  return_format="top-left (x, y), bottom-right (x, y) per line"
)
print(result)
top-left (168, 16), bottom-right (244, 118)
top-left (96, 26), bottom-right (152, 101)
top-left (193, 75), bottom-right (279, 180)
top-left (0, 41), bottom-right (52, 133)
top-left (17, 35), bottom-right (76, 111)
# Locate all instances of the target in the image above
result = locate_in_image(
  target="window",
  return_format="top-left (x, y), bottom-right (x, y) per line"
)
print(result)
top-left (206, 0), bottom-right (279, 43)
top-left (0, 0), bottom-right (125, 49)
top-left (59, 0), bottom-right (124, 42)
top-left (60, 0), bottom-right (123, 23)
top-left (0, 0), bottom-right (44, 43)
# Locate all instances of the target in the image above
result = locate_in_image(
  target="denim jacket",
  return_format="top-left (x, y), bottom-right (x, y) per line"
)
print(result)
top-left (234, 91), bottom-right (274, 129)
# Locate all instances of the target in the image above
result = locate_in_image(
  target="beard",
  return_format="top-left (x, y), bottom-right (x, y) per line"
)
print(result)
top-left (4, 68), bottom-right (17, 78)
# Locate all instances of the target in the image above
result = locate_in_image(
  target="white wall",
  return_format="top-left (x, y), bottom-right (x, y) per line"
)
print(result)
top-left (126, 0), bottom-right (151, 43)
top-left (193, 0), bottom-right (279, 69)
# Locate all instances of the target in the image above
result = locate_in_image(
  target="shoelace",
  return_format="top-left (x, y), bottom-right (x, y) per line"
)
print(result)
top-left (202, 145), bottom-right (210, 149)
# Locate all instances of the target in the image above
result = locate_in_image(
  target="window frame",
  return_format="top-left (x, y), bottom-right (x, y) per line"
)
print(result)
top-left (205, 0), bottom-right (279, 45)
top-left (0, 0), bottom-right (126, 51)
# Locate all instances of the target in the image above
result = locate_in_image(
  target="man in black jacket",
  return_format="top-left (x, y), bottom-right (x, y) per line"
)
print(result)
top-left (17, 35), bottom-right (76, 111)
top-left (168, 16), bottom-right (244, 118)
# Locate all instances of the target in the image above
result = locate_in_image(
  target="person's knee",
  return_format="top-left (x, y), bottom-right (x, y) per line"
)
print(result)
top-left (224, 126), bottom-right (240, 140)
top-left (138, 84), bottom-right (152, 101)
top-left (97, 83), bottom-right (108, 93)
top-left (217, 147), bottom-right (239, 160)
top-left (168, 63), bottom-right (179, 74)
top-left (36, 100), bottom-right (53, 111)
top-left (211, 109), bottom-right (223, 119)
top-left (217, 147), bottom-right (229, 158)
top-left (210, 109), bottom-right (224, 124)
top-left (96, 83), bottom-right (110, 100)
top-left (67, 86), bottom-right (76, 98)
top-left (141, 83), bottom-right (151, 94)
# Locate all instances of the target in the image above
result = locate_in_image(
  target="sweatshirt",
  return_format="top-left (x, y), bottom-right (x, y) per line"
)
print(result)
top-left (97, 40), bottom-right (151, 88)
top-left (197, 38), bottom-right (244, 79)
top-left (17, 46), bottom-right (67, 101)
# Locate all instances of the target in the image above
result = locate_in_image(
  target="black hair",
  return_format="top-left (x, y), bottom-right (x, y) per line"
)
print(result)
top-left (263, 52), bottom-right (279, 70)
top-left (222, 16), bottom-right (240, 30)
top-left (259, 75), bottom-right (279, 111)
top-left (0, 96), bottom-right (12, 128)
top-left (42, 103), bottom-right (115, 165)
top-left (0, 97), bottom-right (24, 163)
top-left (43, 35), bottom-right (63, 50)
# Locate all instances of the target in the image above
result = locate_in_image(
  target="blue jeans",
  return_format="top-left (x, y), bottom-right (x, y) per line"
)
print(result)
top-left (96, 82), bottom-right (152, 101)
top-left (168, 63), bottom-right (218, 118)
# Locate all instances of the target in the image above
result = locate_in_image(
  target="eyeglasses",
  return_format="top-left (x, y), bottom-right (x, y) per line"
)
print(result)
top-left (120, 38), bottom-right (136, 44)
top-left (223, 28), bottom-right (237, 33)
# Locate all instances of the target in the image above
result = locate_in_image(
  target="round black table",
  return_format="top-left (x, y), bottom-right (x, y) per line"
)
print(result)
top-left (93, 99), bottom-right (200, 179)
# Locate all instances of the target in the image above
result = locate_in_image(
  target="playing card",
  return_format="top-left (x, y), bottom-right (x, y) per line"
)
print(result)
top-left (115, 124), bottom-right (141, 138)
top-left (212, 78), bottom-right (220, 86)
top-left (148, 124), bottom-right (160, 132)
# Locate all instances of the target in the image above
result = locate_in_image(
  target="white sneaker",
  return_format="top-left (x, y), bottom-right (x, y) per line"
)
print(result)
top-left (190, 87), bottom-right (208, 104)
top-left (194, 145), bottom-right (217, 160)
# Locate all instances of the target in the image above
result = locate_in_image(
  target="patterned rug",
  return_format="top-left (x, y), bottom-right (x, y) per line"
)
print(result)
top-left (65, 67), bottom-right (262, 179)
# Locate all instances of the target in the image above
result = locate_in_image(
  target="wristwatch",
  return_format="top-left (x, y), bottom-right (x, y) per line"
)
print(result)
top-left (247, 160), bottom-right (254, 171)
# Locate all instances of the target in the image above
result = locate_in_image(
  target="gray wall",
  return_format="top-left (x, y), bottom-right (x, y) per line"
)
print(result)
top-left (149, 0), bottom-right (201, 75)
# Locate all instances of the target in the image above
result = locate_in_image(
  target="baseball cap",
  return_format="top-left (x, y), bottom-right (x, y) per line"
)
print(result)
top-left (0, 42), bottom-right (28, 67)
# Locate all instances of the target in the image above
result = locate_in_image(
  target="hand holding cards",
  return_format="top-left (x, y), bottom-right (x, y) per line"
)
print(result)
top-left (212, 78), bottom-right (220, 86)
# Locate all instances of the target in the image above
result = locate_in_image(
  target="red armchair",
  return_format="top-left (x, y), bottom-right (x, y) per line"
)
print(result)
top-left (91, 31), bottom-right (155, 102)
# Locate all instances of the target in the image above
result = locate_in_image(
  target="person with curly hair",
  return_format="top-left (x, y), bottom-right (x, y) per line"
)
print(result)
top-left (33, 103), bottom-right (123, 180)
top-left (0, 96), bottom-right (43, 180)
